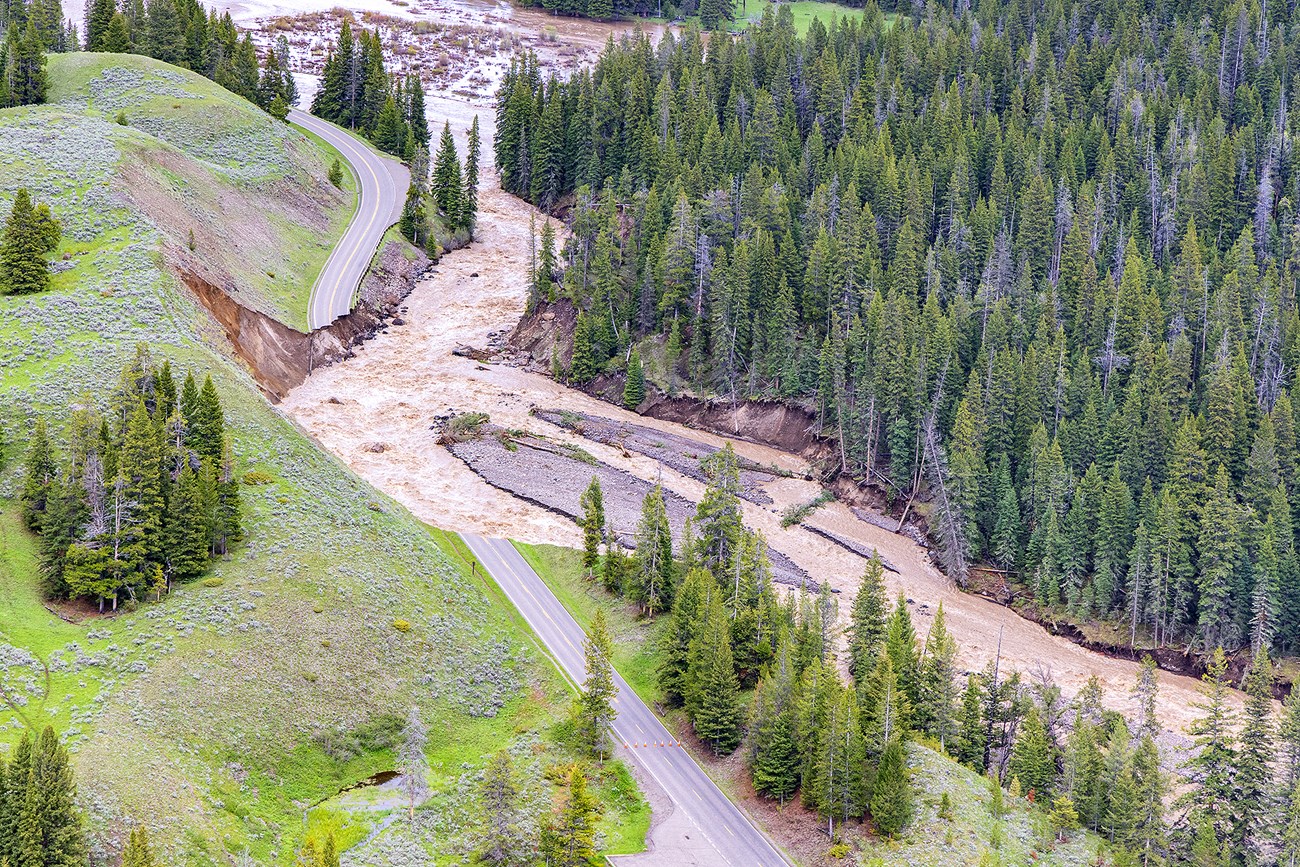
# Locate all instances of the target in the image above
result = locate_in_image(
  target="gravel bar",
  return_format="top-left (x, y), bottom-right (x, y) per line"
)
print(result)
top-left (446, 429), bottom-right (813, 590)
top-left (534, 408), bottom-right (780, 506)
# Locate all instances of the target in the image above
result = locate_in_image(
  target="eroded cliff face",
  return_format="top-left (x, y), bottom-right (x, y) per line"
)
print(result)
top-left (173, 240), bottom-right (430, 400)
top-left (506, 298), bottom-right (835, 467)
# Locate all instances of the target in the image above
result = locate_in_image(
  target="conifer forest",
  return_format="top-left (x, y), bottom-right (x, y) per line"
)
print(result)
top-left (496, 0), bottom-right (1300, 662)
top-left (21, 347), bottom-right (242, 611)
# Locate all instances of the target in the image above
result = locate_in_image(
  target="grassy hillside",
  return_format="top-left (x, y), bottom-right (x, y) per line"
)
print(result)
top-left (0, 55), bottom-right (644, 865)
top-left (40, 52), bottom-right (355, 332)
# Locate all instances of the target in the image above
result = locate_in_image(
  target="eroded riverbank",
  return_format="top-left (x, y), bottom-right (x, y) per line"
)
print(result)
top-left (280, 143), bottom-right (1224, 748)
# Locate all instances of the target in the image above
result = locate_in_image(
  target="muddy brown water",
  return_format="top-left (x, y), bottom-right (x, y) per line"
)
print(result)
top-left (270, 34), bottom-right (1249, 743)
top-left (279, 172), bottom-right (1237, 744)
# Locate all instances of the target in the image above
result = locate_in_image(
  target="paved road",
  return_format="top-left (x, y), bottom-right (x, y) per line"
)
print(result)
top-left (289, 109), bottom-right (408, 331)
top-left (461, 534), bottom-right (794, 867)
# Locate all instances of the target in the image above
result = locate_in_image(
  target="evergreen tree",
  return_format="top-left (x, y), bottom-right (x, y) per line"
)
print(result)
top-left (373, 94), bottom-right (406, 156)
top-left (431, 121), bottom-right (463, 230)
top-left (121, 826), bottom-right (157, 867)
top-left (102, 10), bottom-right (130, 51)
top-left (479, 751), bottom-right (526, 866)
top-left (164, 457), bottom-right (208, 583)
top-left (20, 416), bottom-right (55, 531)
top-left (884, 591), bottom-right (919, 709)
top-left (1235, 647), bottom-right (1276, 856)
top-left (540, 768), bottom-right (600, 867)
top-left (694, 444), bottom-right (743, 577)
top-left (871, 736), bottom-right (914, 838)
top-left (1182, 647), bottom-right (1237, 842)
top-left (84, 0), bottom-right (115, 50)
top-left (955, 673), bottom-right (986, 770)
top-left (687, 592), bottom-right (744, 754)
top-left (462, 114), bottom-right (480, 231)
top-left (0, 727), bottom-right (87, 867)
top-left (578, 476), bottom-right (605, 573)
top-left (1009, 704), bottom-right (1056, 800)
top-left (749, 643), bottom-right (799, 804)
top-left (398, 706), bottom-right (428, 820)
top-left (629, 483), bottom-right (673, 615)
top-left (658, 567), bottom-right (707, 706)
top-left (574, 608), bottom-right (616, 760)
top-left (847, 553), bottom-right (889, 683)
top-left (0, 187), bottom-right (60, 295)
top-left (623, 347), bottom-right (646, 409)
top-left (4, 19), bottom-right (49, 107)
top-left (917, 602), bottom-right (959, 749)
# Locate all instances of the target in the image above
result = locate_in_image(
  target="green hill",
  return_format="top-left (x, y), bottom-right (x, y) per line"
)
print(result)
top-left (0, 54), bottom-right (644, 864)
top-left (42, 51), bottom-right (353, 333)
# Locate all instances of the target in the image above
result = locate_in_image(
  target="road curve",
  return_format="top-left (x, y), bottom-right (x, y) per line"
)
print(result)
top-left (461, 534), bottom-right (795, 867)
top-left (290, 109), bottom-right (409, 331)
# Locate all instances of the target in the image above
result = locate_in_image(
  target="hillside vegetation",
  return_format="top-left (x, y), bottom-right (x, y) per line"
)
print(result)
top-left (0, 54), bottom-right (643, 864)
top-left (43, 52), bottom-right (354, 332)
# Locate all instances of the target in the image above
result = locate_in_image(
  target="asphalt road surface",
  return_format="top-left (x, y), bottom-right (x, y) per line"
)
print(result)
top-left (460, 534), bottom-right (794, 867)
top-left (290, 109), bottom-right (408, 331)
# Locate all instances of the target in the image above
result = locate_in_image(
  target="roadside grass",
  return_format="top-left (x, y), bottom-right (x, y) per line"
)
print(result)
top-left (0, 54), bottom-right (647, 865)
top-left (512, 542), bottom-right (666, 705)
top-left (509, 547), bottom-right (1114, 866)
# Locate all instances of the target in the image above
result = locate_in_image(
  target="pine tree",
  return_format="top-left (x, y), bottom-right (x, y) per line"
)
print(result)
top-left (431, 121), bottom-right (464, 230)
top-left (623, 347), bottom-right (646, 409)
top-left (658, 568), bottom-right (707, 706)
top-left (578, 476), bottom-right (605, 573)
top-left (187, 375), bottom-right (224, 466)
top-left (540, 768), bottom-right (600, 867)
top-left (165, 457), bottom-right (209, 583)
top-left (1049, 794), bottom-right (1081, 841)
top-left (121, 826), bottom-right (157, 867)
top-left (848, 553), bottom-right (889, 683)
top-left (630, 484), bottom-right (673, 615)
top-left (85, 0), bottom-right (116, 50)
top-left (918, 602), bottom-right (959, 749)
top-left (575, 608), bottom-right (617, 760)
top-left (102, 11), bottom-right (131, 51)
top-left (1009, 704), bottom-right (1055, 800)
top-left (1132, 734), bottom-right (1167, 859)
top-left (462, 114), bottom-right (480, 231)
top-left (1, 187), bottom-right (60, 295)
top-left (749, 644), bottom-right (799, 805)
top-left (694, 444), bottom-right (743, 577)
top-left (884, 592), bottom-right (919, 709)
top-left (1235, 647), bottom-right (1275, 855)
top-left (535, 221), bottom-right (557, 301)
top-left (479, 751), bottom-right (525, 866)
top-left (403, 74), bottom-right (428, 147)
top-left (871, 736), bottom-right (914, 838)
top-left (5, 20), bottom-right (49, 107)
top-left (20, 416), bottom-right (56, 531)
top-left (2, 727), bottom-right (87, 867)
top-left (398, 706), bottom-right (428, 820)
top-left (373, 94), bottom-right (406, 156)
top-left (688, 593), bottom-right (744, 754)
top-left (1182, 647), bottom-right (1237, 842)
top-left (955, 673), bottom-right (986, 770)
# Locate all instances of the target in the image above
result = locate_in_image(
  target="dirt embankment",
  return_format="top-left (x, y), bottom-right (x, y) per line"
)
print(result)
top-left (176, 240), bottom-right (430, 399)
top-left (508, 299), bottom-right (837, 468)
